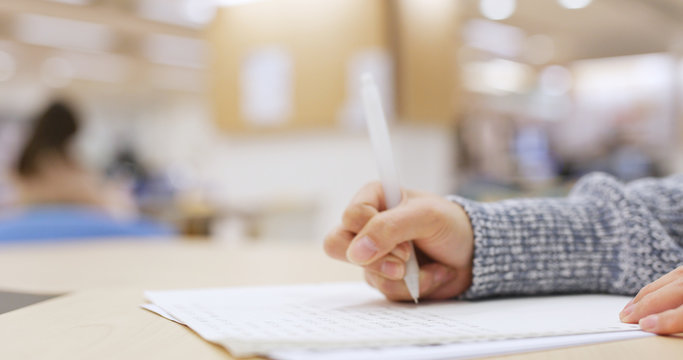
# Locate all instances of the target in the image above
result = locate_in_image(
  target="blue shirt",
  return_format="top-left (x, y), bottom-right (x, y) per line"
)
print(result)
top-left (0, 206), bottom-right (174, 243)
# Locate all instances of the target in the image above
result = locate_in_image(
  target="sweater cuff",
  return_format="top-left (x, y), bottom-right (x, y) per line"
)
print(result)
top-left (448, 194), bottom-right (623, 299)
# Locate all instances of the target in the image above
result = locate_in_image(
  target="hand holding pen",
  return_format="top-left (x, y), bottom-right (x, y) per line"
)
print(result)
top-left (323, 182), bottom-right (475, 301)
top-left (323, 74), bottom-right (475, 301)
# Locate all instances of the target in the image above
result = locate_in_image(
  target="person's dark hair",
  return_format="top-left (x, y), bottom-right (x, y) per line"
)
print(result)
top-left (15, 101), bottom-right (79, 177)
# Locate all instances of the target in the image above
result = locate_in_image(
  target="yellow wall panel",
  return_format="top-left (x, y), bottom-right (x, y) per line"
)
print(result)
top-left (207, 0), bottom-right (390, 133)
top-left (393, 0), bottom-right (462, 125)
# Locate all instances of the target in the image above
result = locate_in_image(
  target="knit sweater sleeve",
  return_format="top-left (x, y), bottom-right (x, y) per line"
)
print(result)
top-left (450, 173), bottom-right (683, 299)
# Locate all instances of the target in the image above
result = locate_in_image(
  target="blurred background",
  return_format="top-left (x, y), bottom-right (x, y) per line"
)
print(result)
top-left (0, 0), bottom-right (682, 244)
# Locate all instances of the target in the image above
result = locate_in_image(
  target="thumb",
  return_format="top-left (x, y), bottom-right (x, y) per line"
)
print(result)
top-left (346, 198), bottom-right (441, 265)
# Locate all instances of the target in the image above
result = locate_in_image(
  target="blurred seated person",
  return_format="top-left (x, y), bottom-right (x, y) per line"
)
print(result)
top-left (0, 101), bottom-right (174, 242)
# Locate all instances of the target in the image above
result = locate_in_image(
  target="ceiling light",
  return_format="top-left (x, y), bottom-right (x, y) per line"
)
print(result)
top-left (184, 0), bottom-right (218, 24)
top-left (14, 14), bottom-right (114, 53)
top-left (479, 0), bottom-right (517, 21)
top-left (464, 19), bottom-right (525, 58)
top-left (558, 0), bottom-right (592, 9)
top-left (464, 59), bottom-right (533, 94)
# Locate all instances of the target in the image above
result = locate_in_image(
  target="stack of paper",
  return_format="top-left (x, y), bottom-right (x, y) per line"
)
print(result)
top-left (143, 282), bottom-right (648, 359)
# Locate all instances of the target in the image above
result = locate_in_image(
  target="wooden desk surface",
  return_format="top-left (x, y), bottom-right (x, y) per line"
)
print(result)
top-left (0, 239), bottom-right (362, 294)
top-left (0, 238), bottom-right (682, 360)
top-left (1, 287), bottom-right (682, 360)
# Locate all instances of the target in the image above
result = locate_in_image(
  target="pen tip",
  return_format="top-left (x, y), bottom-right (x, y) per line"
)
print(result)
top-left (413, 298), bottom-right (419, 304)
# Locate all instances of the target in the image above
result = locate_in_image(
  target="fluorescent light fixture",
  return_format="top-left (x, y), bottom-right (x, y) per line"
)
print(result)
top-left (573, 53), bottom-right (672, 96)
top-left (14, 14), bottom-right (114, 53)
top-left (184, 0), bottom-right (218, 24)
top-left (138, 0), bottom-right (261, 26)
top-left (558, 0), bottom-right (592, 9)
top-left (139, 0), bottom-right (220, 27)
top-left (479, 0), bottom-right (516, 21)
top-left (464, 58), bottom-right (533, 94)
top-left (463, 19), bottom-right (525, 58)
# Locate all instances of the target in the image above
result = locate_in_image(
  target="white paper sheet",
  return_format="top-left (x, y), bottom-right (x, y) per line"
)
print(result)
top-left (144, 282), bottom-right (640, 357)
top-left (271, 331), bottom-right (652, 360)
top-left (141, 302), bottom-right (651, 360)
top-left (141, 303), bottom-right (184, 324)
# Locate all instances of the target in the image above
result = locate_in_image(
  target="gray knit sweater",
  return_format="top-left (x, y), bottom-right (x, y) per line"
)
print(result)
top-left (451, 173), bottom-right (683, 299)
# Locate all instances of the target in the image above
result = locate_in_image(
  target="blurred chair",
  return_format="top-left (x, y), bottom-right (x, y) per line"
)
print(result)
top-left (0, 205), bottom-right (172, 242)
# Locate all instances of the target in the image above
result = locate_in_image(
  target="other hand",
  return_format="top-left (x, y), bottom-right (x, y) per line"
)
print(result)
top-left (620, 266), bottom-right (683, 334)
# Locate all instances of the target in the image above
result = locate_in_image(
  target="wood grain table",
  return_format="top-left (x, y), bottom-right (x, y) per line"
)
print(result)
top-left (0, 238), bottom-right (681, 359)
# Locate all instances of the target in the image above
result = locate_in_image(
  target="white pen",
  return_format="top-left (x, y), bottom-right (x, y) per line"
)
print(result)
top-left (360, 73), bottom-right (420, 304)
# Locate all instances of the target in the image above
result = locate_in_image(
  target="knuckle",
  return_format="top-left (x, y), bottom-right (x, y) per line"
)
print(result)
top-left (636, 294), bottom-right (659, 316)
top-left (367, 180), bottom-right (382, 190)
top-left (375, 216), bottom-right (400, 240)
top-left (342, 204), bottom-right (374, 231)
top-left (322, 235), bottom-right (337, 256)
top-left (322, 228), bottom-right (351, 259)
top-left (673, 278), bottom-right (683, 292)
top-left (638, 294), bottom-right (653, 310)
top-left (658, 313), bottom-right (683, 333)
top-left (342, 205), bottom-right (361, 227)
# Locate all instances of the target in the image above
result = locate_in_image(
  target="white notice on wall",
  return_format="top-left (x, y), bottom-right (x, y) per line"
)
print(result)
top-left (240, 47), bottom-right (293, 127)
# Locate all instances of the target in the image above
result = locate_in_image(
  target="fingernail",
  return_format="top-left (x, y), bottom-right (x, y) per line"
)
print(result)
top-left (620, 303), bottom-right (635, 320)
top-left (380, 260), bottom-right (404, 279)
top-left (347, 236), bottom-right (378, 264)
top-left (639, 315), bottom-right (658, 331)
